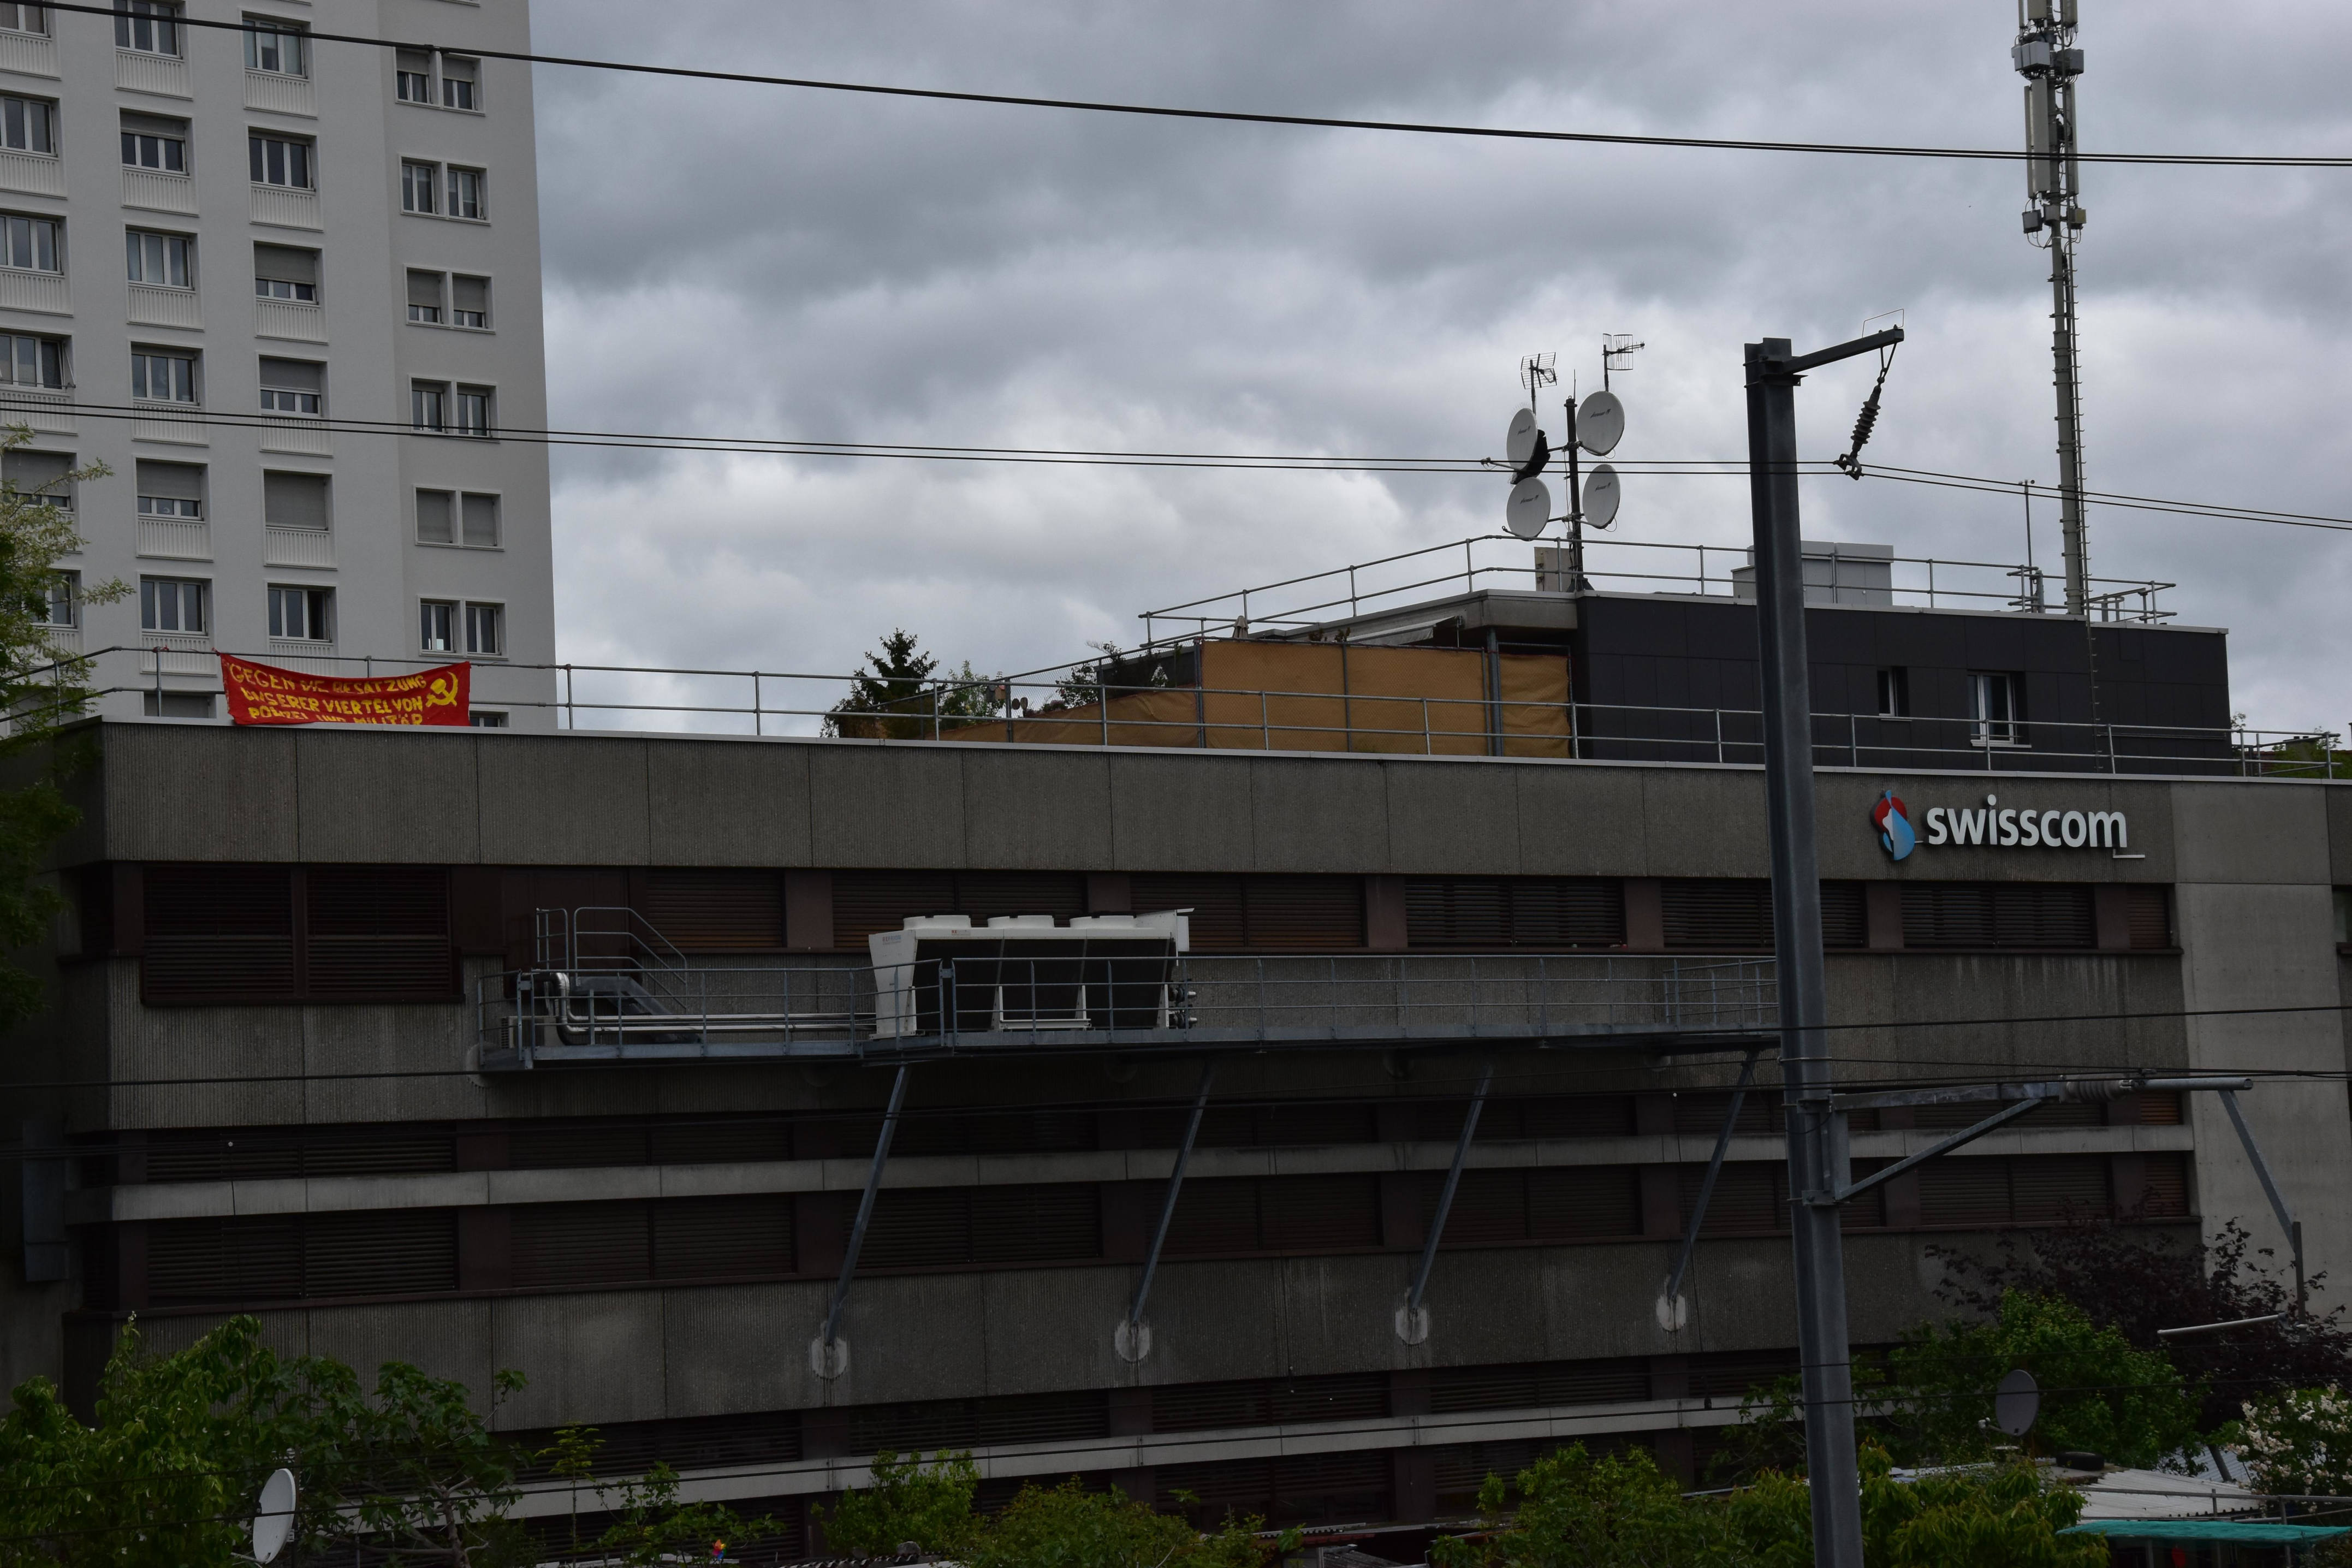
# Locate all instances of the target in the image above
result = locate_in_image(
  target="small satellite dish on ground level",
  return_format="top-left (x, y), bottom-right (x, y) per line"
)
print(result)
top-left (1576, 390), bottom-right (1625, 456)
top-left (1506, 478), bottom-right (1552, 540)
top-left (1583, 464), bottom-right (1621, 529)
top-left (252, 1468), bottom-right (297, 1565)
top-left (1994, 1368), bottom-right (2040, 1436)
top-left (1506, 408), bottom-right (1540, 468)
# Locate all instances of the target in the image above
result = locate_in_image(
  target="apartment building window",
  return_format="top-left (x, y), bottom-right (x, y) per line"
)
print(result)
top-left (1, 213), bottom-right (58, 272)
top-left (264, 471), bottom-right (328, 531)
top-left (421, 599), bottom-right (509, 664)
top-left (121, 112), bottom-right (185, 172)
top-left (400, 159), bottom-right (437, 214)
top-left (1876, 667), bottom-right (1909, 718)
top-left (135, 459), bottom-right (202, 517)
top-left (469, 711), bottom-right (508, 728)
top-left (140, 575), bottom-right (206, 633)
top-left (395, 49), bottom-right (431, 103)
top-left (115, 0), bottom-right (180, 56)
top-left (0, 8), bottom-right (50, 37)
top-left (411, 381), bottom-right (446, 432)
top-left (1969, 672), bottom-right (2022, 746)
top-left (43, 570), bottom-right (75, 627)
top-left (455, 385), bottom-right (492, 437)
top-left (253, 242), bottom-right (316, 302)
top-left (465, 602), bottom-right (502, 656)
top-left (446, 165), bottom-right (483, 220)
top-left (440, 54), bottom-right (477, 110)
top-left (258, 357), bottom-right (322, 415)
top-left (461, 492), bottom-right (498, 547)
top-left (420, 490), bottom-right (499, 548)
top-left (405, 269), bottom-right (442, 323)
top-left (452, 274), bottom-right (489, 328)
top-left (0, 333), bottom-right (65, 389)
top-left (242, 16), bottom-right (304, 75)
top-left (268, 584), bottom-right (331, 642)
top-left (131, 347), bottom-right (198, 403)
top-left (4, 448), bottom-right (72, 510)
top-left (126, 229), bottom-right (191, 288)
top-left (2, 94), bottom-right (55, 155)
top-left (249, 132), bottom-right (313, 190)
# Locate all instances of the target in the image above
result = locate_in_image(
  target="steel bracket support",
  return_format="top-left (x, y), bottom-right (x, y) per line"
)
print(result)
top-left (1398, 1060), bottom-right (1496, 1344)
top-left (1656, 1050), bottom-right (1760, 1329)
top-left (2218, 1088), bottom-right (2305, 1306)
top-left (1829, 1096), bottom-right (2038, 1206)
top-left (812, 1061), bottom-right (912, 1378)
top-left (1119, 1058), bottom-right (1217, 1362)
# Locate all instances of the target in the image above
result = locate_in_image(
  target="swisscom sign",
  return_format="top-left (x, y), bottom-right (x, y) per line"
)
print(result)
top-left (1871, 788), bottom-right (2125, 862)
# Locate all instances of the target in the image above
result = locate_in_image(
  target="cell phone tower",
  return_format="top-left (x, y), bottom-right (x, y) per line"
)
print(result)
top-left (2016, 0), bottom-right (2089, 613)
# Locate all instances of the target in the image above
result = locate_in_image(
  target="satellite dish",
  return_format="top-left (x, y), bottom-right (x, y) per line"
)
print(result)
top-left (1583, 464), bottom-right (1621, 529)
top-left (1576, 389), bottom-right (1625, 456)
top-left (252, 1468), bottom-right (297, 1565)
top-left (1505, 408), bottom-right (1540, 467)
top-left (1505, 477), bottom-right (1552, 540)
top-left (1994, 1368), bottom-right (2040, 1437)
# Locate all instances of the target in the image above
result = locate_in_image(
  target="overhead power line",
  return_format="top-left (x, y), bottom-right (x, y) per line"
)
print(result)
top-left (17, 399), bottom-right (2352, 537)
top-left (30, 0), bottom-right (2352, 170)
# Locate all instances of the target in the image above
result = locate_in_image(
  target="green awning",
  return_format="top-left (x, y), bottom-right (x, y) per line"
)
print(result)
top-left (2064, 1519), bottom-right (2350, 1544)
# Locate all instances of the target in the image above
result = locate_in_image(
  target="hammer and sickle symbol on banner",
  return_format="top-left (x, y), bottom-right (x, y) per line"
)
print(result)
top-left (425, 676), bottom-right (459, 709)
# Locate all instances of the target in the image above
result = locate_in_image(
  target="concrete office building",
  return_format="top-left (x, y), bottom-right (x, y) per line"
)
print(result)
top-left (7, 656), bottom-right (2350, 1558)
top-left (0, 0), bottom-right (554, 723)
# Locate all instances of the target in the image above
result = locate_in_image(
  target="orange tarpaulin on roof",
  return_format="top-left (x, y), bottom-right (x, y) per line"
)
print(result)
top-left (947, 640), bottom-right (1570, 756)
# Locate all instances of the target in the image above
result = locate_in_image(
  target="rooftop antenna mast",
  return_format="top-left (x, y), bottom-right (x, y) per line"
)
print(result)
top-left (2016, 0), bottom-right (2089, 613)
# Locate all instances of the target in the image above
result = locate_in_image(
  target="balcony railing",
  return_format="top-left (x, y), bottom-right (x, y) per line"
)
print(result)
top-left (477, 951), bottom-right (1778, 1071)
top-left (32, 644), bottom-right (2344, 781)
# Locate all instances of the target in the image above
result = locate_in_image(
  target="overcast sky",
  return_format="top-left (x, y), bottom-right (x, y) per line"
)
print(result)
top-left (525, 2), bottom-right (2352, 738)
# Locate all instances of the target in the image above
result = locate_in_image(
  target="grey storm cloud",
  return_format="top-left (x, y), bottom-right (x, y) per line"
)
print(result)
top-left (527, 1), bottom-right (2352, 736)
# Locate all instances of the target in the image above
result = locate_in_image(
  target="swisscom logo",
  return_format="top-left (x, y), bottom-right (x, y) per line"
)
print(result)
top-left (1872, 789), bottom-right (1915, 861)
top-left (1872, 789), bottom-right (2128, 860)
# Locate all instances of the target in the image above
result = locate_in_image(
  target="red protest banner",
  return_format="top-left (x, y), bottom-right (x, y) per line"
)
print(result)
top-left (218, 654), bottom-right (471, 726)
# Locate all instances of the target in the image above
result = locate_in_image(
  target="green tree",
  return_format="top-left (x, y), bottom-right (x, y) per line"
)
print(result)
top-left (1430, 1443), bottom-right (1723, 1568)
top-left (0, 1316), bottom-right (534, 1568)
top-left (815, 1448), bottom-right (979, 1558)
top-left (2238, 1386), bottom-right (2352, 1498)
top-left (0, 426), bottom-right (119, 1029)
top-left (589, 1459), bottom-right (779, 1567)
top-left (824, 629), bottom-right (1001, 738)
top-left (968, 1480), bottom-right (1269, 1568)
top-left (1719, 1445), bottom-right (2104, 1568)
top-left (1887, 1290), bottom-right (2200, 1468)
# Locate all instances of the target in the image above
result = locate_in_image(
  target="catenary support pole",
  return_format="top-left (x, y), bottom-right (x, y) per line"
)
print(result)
top-left (1748, 330), bottom-right (1896, 1568)
top-left (1399, 1059), bottom-right (1495, 1342)
top-left (1121, 1058), bottom-right (1217, 1360)
top-left (813, 1062), bottom-right (911, 1376)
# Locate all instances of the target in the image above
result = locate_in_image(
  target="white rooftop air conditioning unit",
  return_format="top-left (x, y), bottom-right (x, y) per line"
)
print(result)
top-left (869, 912), bottom-right (1191, 1039)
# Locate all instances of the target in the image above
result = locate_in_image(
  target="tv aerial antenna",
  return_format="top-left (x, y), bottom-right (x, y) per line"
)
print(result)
top-left (1601, 334), bottom-right (1646, 391)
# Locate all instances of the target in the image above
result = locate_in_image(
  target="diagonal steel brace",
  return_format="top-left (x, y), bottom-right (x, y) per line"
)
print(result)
top-left (1660, 1050), bottom-right (1761, 1318)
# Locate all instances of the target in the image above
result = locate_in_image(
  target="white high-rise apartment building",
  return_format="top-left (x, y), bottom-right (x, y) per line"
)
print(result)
top-left (0, 0), bottom-right (553, 726)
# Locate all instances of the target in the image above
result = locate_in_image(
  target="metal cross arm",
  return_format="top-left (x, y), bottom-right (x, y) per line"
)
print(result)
top-left (1750, 326), bottom-right (1906, 385)
top-left (1398, 1060), bottom-right (1496, 1344)
top-left (1824, 1074), bottom-right (2255, 1207)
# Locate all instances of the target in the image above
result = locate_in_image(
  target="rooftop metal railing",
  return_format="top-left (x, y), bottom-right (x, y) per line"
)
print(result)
top-left (1136, 533), bottom-right (2180, 643)
top-left (476, 951), bottom-right (1779, 1070)
top-left (39, 644), bottom-right (2342, 779)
